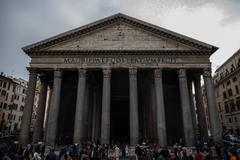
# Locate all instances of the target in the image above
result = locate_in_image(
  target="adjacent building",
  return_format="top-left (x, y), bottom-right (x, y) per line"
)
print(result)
top-left (213, 49), bottom-right (240, 135)
top-left (0, 73), bottom-right (27, 133)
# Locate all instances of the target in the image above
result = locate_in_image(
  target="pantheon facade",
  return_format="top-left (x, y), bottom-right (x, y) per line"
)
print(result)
top-left (19, 13), bottom-right (222, 147)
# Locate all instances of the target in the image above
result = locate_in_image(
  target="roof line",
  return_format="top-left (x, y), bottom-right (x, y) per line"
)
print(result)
top-left (22, 13), bottom-right (218, 53)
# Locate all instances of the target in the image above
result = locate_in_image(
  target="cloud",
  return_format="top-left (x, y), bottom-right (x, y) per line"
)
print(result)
top-left (148, 0), bottom-right (240, 25)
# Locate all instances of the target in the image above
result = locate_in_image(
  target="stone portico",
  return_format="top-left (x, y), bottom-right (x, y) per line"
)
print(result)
top-left (19, 13), bottom-right (222, 147)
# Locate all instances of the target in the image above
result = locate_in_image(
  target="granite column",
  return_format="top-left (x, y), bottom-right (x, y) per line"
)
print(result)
top-left (178, 69), bottom-right (195, 146)
top-left (19, 68), bottom-right (37, 145)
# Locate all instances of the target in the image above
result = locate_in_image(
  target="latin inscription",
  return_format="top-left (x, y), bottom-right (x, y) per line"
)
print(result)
top-left (63, 57), bottom-right (176, 65)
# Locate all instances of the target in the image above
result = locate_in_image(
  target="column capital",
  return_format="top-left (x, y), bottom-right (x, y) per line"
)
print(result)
top-left (178, 68), bottom-right (187, 78)
top-left (203, 68), bottom-right (212, 78)
top-left (154, 68), bottom-right (163, 78)
top-left (78, 68), bottom-right (87, 78)
top-left (54, 69), bottom-right (62, 78)
top-left (129, 68), bottom-right (137, 77)
top-left (102, 69), bottom-right (111, 78)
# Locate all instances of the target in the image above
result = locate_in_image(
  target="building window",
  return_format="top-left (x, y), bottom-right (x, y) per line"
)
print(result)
top-left (230, 101), bottom-right (235, 112)
top-left (220, 73), bottom-right (224, 79)
top-left (0, 102), bottom-right (2, 108)
top-left (225, 69), bottom-right (229, 75)
top-left (235, 117), bottom-right (238, 122)
top-left (227, 80), bottom-right (231, 86)
top-left (5, 93), bottom-right (8, 101)
top-left (218, 103), bottom-right (221, 111)
top-left (3, 82), bottom-right (6, 88)
top-left (233, 77), bottom-right (237, 82)
top-left (225, 102), bottom-right (229, 113)
top-left (8, 83), bottom-right (10, 90)
top-left (1, 90), bottom-right (6, 96)
top-left (236, 85), bottom-right (239, 94)
top-left (222, 84), bottom-right (225, 88)
top-left (231, 64), bottom-right (235, 72)
top-left (0, 80), bottom-right (2, 87)
top-left (229, 118), bottom-right (232, 123)
top-left (223, 91), bottom-right (227, 99)
top-left (7, 113), bottom-right (11, 120)
top-left (11, 95), bottom-right (14, 102)
top-left (22, 97), bottom-right (24, 102)
top-left (228, 89), bottom-right (233, 97)
top-left (22, 89), bottom-right (25, 94)
top-left (20, 105), bottom-right (24, 111)
top-left (3, 103), bottom-right (7, 109)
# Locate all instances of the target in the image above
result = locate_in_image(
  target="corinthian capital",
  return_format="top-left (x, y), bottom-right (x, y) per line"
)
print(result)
top-left (54, 69), bottom-right (62, 78)
top-left (203, 68), bottom-right (212, 78)
top-left (129, 68), bottom-right (137, 77)
top-left (154, 68), bottom-right (163, 78)
top-left (178, 69), bottom-right (186, 78)
top-left (103, 69), bottom-right (111, 78)
top-left (78, 68), bottom-right (87, 78)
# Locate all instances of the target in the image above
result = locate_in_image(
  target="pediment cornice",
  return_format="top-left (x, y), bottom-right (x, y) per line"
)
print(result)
top-left (28, 50), bottom-right (211, 56)
top-left (23, 13), bottom-right (218, 54)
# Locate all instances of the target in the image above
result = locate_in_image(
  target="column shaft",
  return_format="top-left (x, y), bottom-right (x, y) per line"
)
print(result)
top-left (194, 74), bottom-right (208, 140)
top-left (32, 74), bottom-right (48, 143)
top-left (44, 85), bottom-right (53, 142)
top-left (19, 68), bottom-right (37, 145)
top-left (178, 69), bottom-right (195, 146)
top-left (188, 80), bottom-right (198, 139)
top-left (45, 69), bottom-right (62, 146)
top-left (203, 68), bottom-right (222, 143)
top-left (73, 69), bottom-right (86, 143)
top-left (154, 69), bottom-right (167, 146)
top-left (101, 69), bottom-right (111, 144)
top-left (129, 68), bottom-right (139, 145)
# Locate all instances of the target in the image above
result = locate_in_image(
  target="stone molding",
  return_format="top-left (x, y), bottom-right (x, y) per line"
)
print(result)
top-left (27, 50), bottom-right (212, 56)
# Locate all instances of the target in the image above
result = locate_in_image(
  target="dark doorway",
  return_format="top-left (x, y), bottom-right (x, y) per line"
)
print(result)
top-left (57, 71), bottom-right (78, 145)
top-left (163, 70), bottom-right (184, 145)
top-left (110, 100), bottom-right (129, 144)
top-left (110, 70), bottom-right (129, 144)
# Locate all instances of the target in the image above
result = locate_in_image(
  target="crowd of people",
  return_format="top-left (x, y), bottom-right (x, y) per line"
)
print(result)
top-left (0, 140), bottom-right (240, 160)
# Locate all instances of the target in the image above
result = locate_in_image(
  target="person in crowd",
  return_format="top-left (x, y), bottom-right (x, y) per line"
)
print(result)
top-left (45, 147), bottom-right (58, 160)
top-left (33, 147), bottom-right (42, 160)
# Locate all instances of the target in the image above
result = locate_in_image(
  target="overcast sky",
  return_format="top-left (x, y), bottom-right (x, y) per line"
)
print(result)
top-left (1, 0), bottom-right (240, 80)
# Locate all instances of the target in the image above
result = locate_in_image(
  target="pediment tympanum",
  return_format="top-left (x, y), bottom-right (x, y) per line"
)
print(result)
top-left (44, 23), bottom-right (195, 51)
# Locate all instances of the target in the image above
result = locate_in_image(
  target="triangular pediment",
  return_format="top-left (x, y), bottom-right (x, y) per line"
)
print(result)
top-left (44, 23), bottom-right (195, 51)
top-left (23, 13), bottom-right (218, 54)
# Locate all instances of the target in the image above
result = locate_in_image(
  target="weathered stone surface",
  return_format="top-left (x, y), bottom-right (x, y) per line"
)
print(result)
top-left (46, 23), bottom-right (195, 51)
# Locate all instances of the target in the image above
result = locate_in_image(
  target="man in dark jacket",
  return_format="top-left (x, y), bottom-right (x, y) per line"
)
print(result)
top-left (45, 148), bottom-right (57, 160)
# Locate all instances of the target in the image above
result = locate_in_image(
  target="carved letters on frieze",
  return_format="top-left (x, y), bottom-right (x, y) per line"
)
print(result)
top-left (63, 57), bottom-right (176, 66)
